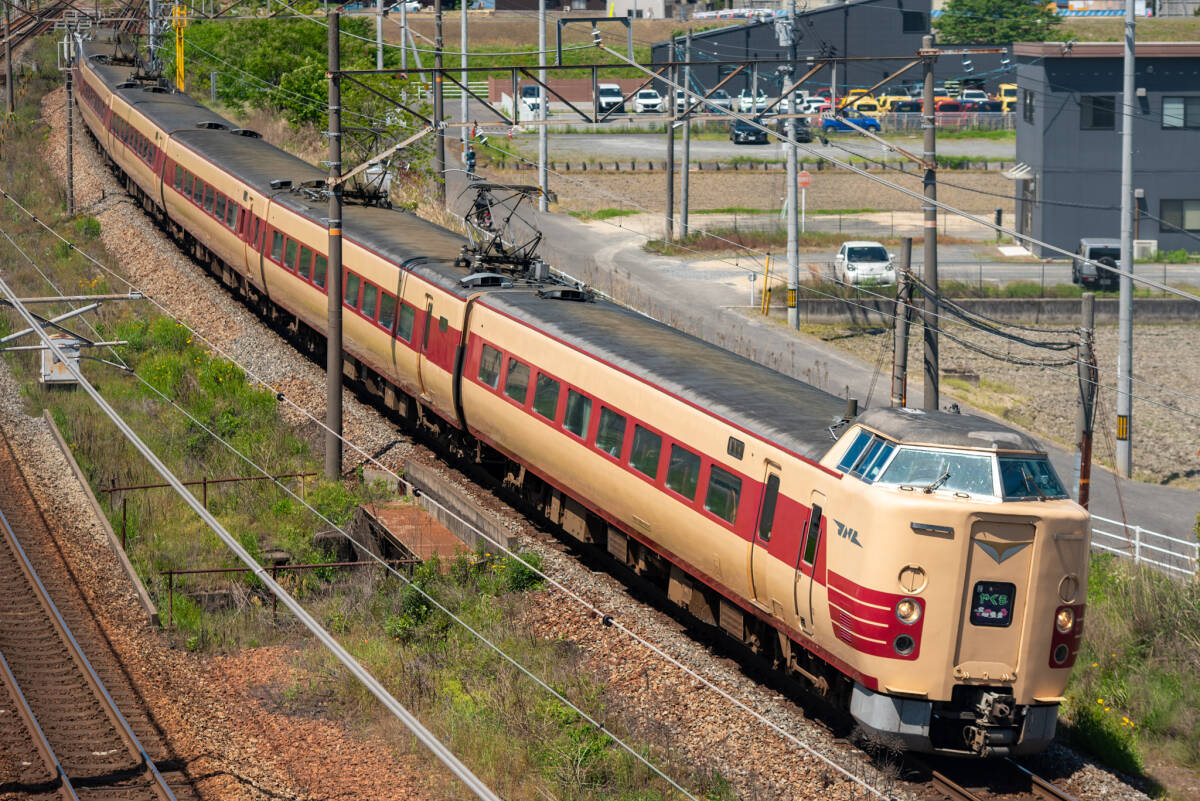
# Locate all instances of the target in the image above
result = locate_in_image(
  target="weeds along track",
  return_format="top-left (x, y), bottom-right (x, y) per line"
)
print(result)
top-left (0, 427), bottom-right (200, 801)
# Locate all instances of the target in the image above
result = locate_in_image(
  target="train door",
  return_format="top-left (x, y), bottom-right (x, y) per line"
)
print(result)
top-left (749, 463), bottom-right (781, 611)
top-left (793, 491), bottom-right (825, 635)
top-left (416, 294), bottom-right (434, 399)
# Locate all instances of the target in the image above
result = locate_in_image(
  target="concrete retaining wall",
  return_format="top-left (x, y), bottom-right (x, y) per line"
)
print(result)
top-left (401, 460), bottom-right (517, 555)
top-left (787, 297), bottom-right (1200, 325)
top-left (524, 160), bottom-right (1016, 174)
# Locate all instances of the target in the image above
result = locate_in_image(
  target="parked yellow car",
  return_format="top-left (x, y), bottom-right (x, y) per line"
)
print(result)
top-left (999, 83), bottom-right (1018, 112)
top-left (877, 94), bottom-right (913, 112)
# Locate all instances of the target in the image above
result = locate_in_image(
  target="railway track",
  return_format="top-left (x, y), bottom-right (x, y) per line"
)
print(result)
top-left (924, 758), bottom-right (1078, 801)
top-left (0, 427), bottom-right (200, 801)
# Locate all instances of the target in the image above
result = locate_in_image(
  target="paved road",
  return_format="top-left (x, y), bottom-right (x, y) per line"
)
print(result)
top-left (448, 159), bottom-right (1199, 545)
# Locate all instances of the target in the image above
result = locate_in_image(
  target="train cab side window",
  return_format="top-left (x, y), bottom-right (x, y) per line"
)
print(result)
top-left (477, 344), bottom-right (502, 388)
top-left (666, 445), bottom-right (701, 500)
top-left (214, 195), bottom-right (227, 221)
top-left (532, 373), bottom-right (560, 420)
top-left (297, 246), bottom-right (313, 280)
top-left (378, 293), bottom-right (396, 330)
top-left (203, 185), bottom-right (215, 213)
top-left (270, 231), bottom-right (284, 263)
top-left (395, 302), bottom-right (415, 341)
top-left (361, 283), bottom-right (378, 318)
top-left (313, 254), bottom-right (328, 288)
top-left (594, 407), bottom-right (626, 458)
top-left (801, 505), bottom-right (823, 565)
top-left (562, 389), bottom-right (591, 438)
top-left (756, 474), bottom-right (780, 541)
top-left (837, 430), bottom-right (872, 472)
top-left (504, 358), bottom-right (530, 403)
top-left (629, 426), bottom-right (663, 479)
top-left (706, 465), bottom-right (742, 525)
top-left (859, 442), bottom-right (896, 483)
top-left (343, 273), bottom-right (361, 307)
top-left (285, 239), bottom-right (299, 272)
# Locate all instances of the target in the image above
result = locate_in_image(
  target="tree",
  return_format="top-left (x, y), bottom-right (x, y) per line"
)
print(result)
top-left (935, 0), bottom-right (1061, 44)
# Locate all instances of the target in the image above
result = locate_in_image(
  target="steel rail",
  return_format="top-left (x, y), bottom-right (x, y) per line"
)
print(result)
top-left (0, 499), bottom-right (179, 801)
top-left (0, 649), bottom-right (80, 801)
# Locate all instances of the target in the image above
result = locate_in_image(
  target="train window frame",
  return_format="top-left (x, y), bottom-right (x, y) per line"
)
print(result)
top-left (203, 185), bottom-right (215, 213)
top-left (173, 165), bottom-right (183, 191)
top-left (629, 425), bottom-right (663, 480)
top-left (532, 373), bottom-right (561, 421)
top-left (360, 283), bottom-right (378, 319)
top-left (225, 202), bottom-right (237, 230)
top-left (503, 358), bottom-right (530, 405)
top-left (706, 465), bottom-right (743, 525)
top-left (801, 504), bottom-right (823, 566)
top-left (344, 272), bottom-right (361, 308)
top-left (192, 179), bottom-right (203, 206)
top-left (270, 231), bottom-right (284, 263)
top-left (214, 195), bottom-right (227, 222)
top-left (183, 172), bottom-right (193, 196)
top-left (477, 344), bottom-right (502, 388)
top-left (378, 292), bottom-right (396, 331)
top-left (665, 444), bottom-right (702, 500)
top-left (297, 246), bottom-right (313, 280)
top-left (562, 389), bottom-right (591, 439)
top-left (395, 302), bottom-right (415, 341)
top-left (285, 239), bottom-right (299, 272)
top-left (836, 430), bottom-right (873, 473)
top-left (313, 254), bottom-right (328, 289)
top-left (594, 407), bottom-right (626, 459)
top-left (755, 473), bottom-right (780, 541)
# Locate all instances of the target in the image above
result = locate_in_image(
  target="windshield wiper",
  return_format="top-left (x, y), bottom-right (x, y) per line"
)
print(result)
top-left (1020, 466), bottom-right (1047, 500)
top-left (923, 469), bottom-right (951, 494)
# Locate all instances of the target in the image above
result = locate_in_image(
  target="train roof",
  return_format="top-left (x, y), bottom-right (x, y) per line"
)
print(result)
top-left (855, 407), bottom-right (1044, 453)
top-left (484, 293), bottom-right (851, 461)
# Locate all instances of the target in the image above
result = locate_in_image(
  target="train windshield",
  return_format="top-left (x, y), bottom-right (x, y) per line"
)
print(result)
top-left (998, 457), bottom-right (1067, 500)
top-left (878, 448), bottom-right (995, 496)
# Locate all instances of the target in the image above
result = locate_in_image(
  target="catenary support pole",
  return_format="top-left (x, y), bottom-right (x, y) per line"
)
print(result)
top-left (665, 60), bottom-right (675, 242)
top-left (785, 0), bottom-right (798, 329)
top-left (1116, 0), bottom-right (1135, 477)
top-left (538, 0), bottom-right (547, 211)
top-left (1076, 292), bottom-right (1097, 507)
top-left (376, 0), bottom-right (384, 70)
top-left (921, 34), bottom-right (939, 411)
top-left (434, 0), bottom-right (445, 205)
top-left (66, 40), bottom-right (74, 216)
top-left (460, 0), bottom-right (467, 159)
top-left (400, 0), bottom-right (407, 71)
top-left (148, 0), bottom-right (158, 70)
top-left (891, 237), bottom-right (913, 407)
top-left (325, 12), bottom-right (343, 481)
top-left (5, 1), bottom-right (12, 116)
top-left (680, 30), bottom-right (691, 238)
top-left (210, 70), bottom-right (217, 103)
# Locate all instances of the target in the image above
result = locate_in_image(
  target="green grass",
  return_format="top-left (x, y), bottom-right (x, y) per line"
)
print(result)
top-left (934, 128), bottom-right (1015, 141)
top-left (568, 208), bottom-right (638, 221)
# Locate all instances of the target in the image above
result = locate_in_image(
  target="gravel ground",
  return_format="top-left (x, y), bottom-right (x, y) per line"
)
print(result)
top-left (31, 87), bottom-right (1153, 801)
top-left (785, 315), bottom-right (1200, 489)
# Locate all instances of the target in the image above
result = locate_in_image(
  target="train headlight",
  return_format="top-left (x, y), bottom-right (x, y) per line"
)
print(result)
top-left (895, 598), bottom-right (921, 625)
top-left (1055, 607), bottom-right (1075, 634)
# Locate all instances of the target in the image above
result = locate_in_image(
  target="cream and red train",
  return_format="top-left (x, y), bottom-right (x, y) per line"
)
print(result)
top-left (74, 34), bottom-right (1091, 756)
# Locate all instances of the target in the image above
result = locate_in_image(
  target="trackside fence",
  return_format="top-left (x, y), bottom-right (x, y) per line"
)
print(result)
top-left (1091, 514), bottom-right (1198, 579)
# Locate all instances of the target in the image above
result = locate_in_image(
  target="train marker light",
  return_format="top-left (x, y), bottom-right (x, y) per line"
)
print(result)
top-left (895, 598), bottom-right (921, 624)
top-left (1055, 607), bottom-right (1075, 634)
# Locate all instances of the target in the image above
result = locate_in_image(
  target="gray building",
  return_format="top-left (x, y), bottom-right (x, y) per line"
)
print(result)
top-left (1014, 42), bottom-right (1200, 257)
top-left (650, 0), bottom-right (1012, 100)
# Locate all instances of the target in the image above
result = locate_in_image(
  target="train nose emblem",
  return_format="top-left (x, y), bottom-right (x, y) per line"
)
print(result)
top-left (974, 537), bottom-right (1032, 564)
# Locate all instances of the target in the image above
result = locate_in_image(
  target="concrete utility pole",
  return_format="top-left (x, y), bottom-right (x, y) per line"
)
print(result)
top-left (5, 1), bottom-right (13, 116)
top-left (1116, 0), bottom-right (1135, 476)
top-left (680, 30), bottom-right (691, 238)
top-left (921, 34), bottom-right (939, 412)
top-left (891, 238), bottom-right (913, 407)
top-left (785, 0), bottom-right (798, 330)
top-left (433, 0), bottom-right (445, 206)
top-left (148, 0), bottom-right (158, 71)
top-left (665, 61), bottom-right (675, 242)
top-left (460, 1), bottom-right (467, 159)
top-left (210, 70), bottom-right (217, 103)
top-left (400, 0), bottom-right (407, 71)
top-left (376, 0), bottom-right (384, 70)
top-left (326, 11), bottom-right (344, 481)
top-left (538, 0), bottom-right (547, 211)
top-left (66, 36), bottom-right (75, 216)
top-left (1075, 292), bottom-right (1097, 507)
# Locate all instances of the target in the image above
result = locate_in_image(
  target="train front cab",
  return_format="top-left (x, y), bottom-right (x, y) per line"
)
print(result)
top-left (819, 408), bottom-right (1090, 756)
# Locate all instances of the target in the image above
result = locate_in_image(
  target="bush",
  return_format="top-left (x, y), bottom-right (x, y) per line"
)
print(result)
top-left (1064, 703), bottom-right (1142, 776)
top-left (74, 215), bottom-right (101, 240)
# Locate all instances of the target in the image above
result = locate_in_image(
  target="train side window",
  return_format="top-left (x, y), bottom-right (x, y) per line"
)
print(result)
top-left (801, 504), bottom-right (823, 566)
top-left (629, 425), bottom-right (663, 479)
top-left (395, 303), bottom-right (415, 341)
top-left (562, 389), bottom-right (591, 438)
top-left (837, 431), bottom-right (872, 472)
top-left (251, 217), bottom-right (260, 247)
top-left (313, 254), bottom-right (328, 288)
top-left (224, 202), bottom-right (237, 229)
top-left (203, 185), bottom-right (214, 213)
top-left (192, 179), bottom-right (203, 205)
top-left (504, 358), bottom-right (529, 403)
top-left (297, 246), bottom-right (313, 280)
top-left (594, 407), bottom-right (626, 458)
top-left (214, 195), bottom-right (226, 221)
top-left (285, 239), bottom-right (299, 272)
top-left (344, 273), bottom-right (361, 307)
top-left (183, 172), bottom-right (193, 196)
top-left (378, 293), bottom-right (396, 330)
top-left (756, 473), bottom-right (780, 541)
top-left (532, 373), bottom-right (560, 420)
top-left (173, 165), bottom-right (183, 191)
top-left (477, 344), bottom-right (501, 388)
top-left (706, 465), bottom-right (743, 525)
top-left (361, 283), bottom-right (378, 318)
top-left (665, 445), bottom-right (701, 500)
top-left (270, 231), bottom-right (284, 263)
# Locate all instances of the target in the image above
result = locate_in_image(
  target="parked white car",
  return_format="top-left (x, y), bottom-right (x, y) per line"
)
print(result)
top-left (960, 88), bottom-right (990, 104)
top-left (635, 88), bottom-right (664, 113)
top-left (596, 83), bottom-right (625, 114)
top-left (737, 89), bottom-right (768, 114)
top-left (834, 241), bottom-right (896, 285)
top-left (518, 84), bottom-right (542, 114)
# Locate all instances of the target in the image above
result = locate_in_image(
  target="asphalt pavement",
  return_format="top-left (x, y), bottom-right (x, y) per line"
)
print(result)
top-left (447, 158), bottom-right (1199, 545)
